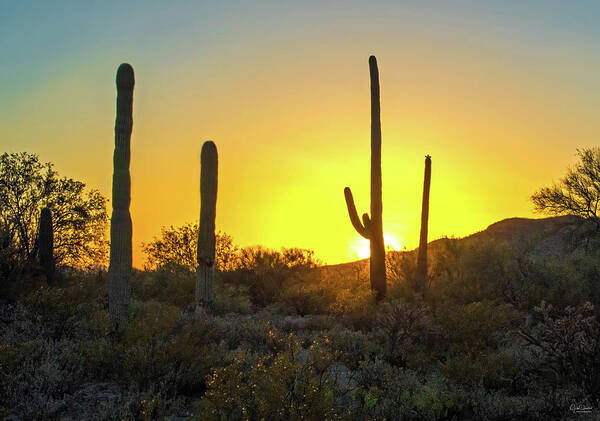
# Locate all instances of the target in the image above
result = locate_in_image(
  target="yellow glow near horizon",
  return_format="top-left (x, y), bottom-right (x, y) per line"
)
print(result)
top-left (2, 3), bottom-right (599, 268)
top-left (353, 233), bottom-right (404, 260)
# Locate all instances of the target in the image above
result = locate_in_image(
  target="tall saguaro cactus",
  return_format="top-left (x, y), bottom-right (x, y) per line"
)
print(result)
top-left (196, 141), bottom-right (218, 315)
top-left (344, 55), bottom-right (386, 300)
top-left (109, 63), bottom-right (134, 328)
top-left (38, 207), bottom-right (54, 283)
top-left (415, 155), bottom-right (431, 296)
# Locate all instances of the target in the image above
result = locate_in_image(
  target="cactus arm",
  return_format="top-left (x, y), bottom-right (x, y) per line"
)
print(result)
top-left (344, 187), bottom-right (370, 239)
top-left (362, 213), bottom-right (371, 231)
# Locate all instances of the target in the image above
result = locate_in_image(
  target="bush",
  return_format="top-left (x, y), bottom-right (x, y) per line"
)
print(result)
top-left (220, 246), bottom-right (319, 307)
top-left (520, 301), bottom-right (600, 405)
top-left (213, 282), bottom-right (253, 314)
top-left (200, 347), bottom-right (340, 420)
top-left (329, 284), bottom-right (377, 330)
top-left (278, 284), bottom-right (336, 316)
top-left (376, 301), bottom-right (438, 368)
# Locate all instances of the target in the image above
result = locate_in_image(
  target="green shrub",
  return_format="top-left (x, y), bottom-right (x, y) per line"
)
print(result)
top-left (278, 284), bottom-right (336, 316)
top-left (200, 348), bottom-right (340, 420)
top-left (329, 285), bottom-right (377, 330)
top-left (212, 282), bottom-right (253, 314)
top-left (376, 301), bottom-right (438, 368)
top-left (436, 300), bottom-right (519, 355)
top-left (220, 246), bottom-right (319, 307)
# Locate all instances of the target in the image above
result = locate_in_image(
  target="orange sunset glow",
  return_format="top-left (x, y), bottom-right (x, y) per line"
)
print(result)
top-left (5, 2), bottom-right (600, 418)
top-left (2, 2), bottom-right (599, 268)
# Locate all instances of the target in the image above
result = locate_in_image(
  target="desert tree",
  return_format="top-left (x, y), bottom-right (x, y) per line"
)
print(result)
top-left (0, 152), bottom-right (108, 269)
top-left (532, 148), bottom-right (600, 228)
top-left (142, 224), bottom-right (239, 275)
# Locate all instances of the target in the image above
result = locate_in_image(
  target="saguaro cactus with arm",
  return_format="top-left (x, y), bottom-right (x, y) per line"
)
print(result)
top-left (196, 141), bottom-right (218, 316)
top-left (38, 207), bottom-right (54, 283)
top-left (109, 63), bottom-right (134, 328)
top-left (344, 55), bottom-right (386, 300)
top-left (415, 155), bottom-right (431, 296)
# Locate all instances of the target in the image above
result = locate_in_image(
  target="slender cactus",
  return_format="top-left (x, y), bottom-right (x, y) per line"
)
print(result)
top-left (415, 155), bottom-right (431, 296)
top-left (196, 141), bottom-right (218, 316)
top-left (38, 207), bottom-right (54, 283)
top-left (108, 63), bottom-right (134, 328)
top-left (344, 55), bottom-right (386, 300)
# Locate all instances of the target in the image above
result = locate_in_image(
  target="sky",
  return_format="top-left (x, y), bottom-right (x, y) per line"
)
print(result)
top-left (1, 1), bottom-right (600, 267)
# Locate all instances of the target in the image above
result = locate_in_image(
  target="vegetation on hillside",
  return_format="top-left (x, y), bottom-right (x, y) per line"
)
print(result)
top-left (2, 69), bottom-right (600, 417)
top-left (2, 212), bottom-right (600, 419)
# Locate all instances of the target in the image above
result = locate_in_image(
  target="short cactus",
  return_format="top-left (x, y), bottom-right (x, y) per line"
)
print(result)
top-left (108, 63), bottom-right (134, 328)
top-left (196, 141), bottom-right (218, 315)
top-left (38, 207), bottom-right (54, 283)
top-left (415, 155), bottom-right (431, 296)
top-left (344, 55), bottom-right (386, 300)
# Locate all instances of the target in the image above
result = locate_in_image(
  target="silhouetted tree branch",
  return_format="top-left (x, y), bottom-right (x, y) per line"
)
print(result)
top-left (0, 152), bottom-right (108, 269)
top-left (532, 148), bottom-right (600, 230)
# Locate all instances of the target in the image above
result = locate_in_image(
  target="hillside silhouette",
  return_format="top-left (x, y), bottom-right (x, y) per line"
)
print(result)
top-left (320, 215), bottom-right (585, 279)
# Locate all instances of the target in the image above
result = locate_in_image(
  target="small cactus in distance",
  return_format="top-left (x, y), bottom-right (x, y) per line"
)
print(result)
top-left (108, 63), bottom-right (134, 328)
top-left (415, 155), bottom-right (431, 296)
top-left (344, 55), bottom-right (386, 300)
top-left (38, 207), bottom-right (54, 283)
top-left (196, 141), bottom-right (218, 316)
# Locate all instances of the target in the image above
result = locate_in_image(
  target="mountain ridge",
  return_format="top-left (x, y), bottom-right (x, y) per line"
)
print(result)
top-left (320, 215), bottom-right (586, 277)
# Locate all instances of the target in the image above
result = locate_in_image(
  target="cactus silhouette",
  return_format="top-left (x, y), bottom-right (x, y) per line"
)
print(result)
top-left (415, 155), bottom-right (431, 296)
top-left (109, 63), bottom-right (134, 328)
top-left (196, 141), bottom-right (218, 315)
top-left (344, 55), bottom-right (386, 300)
top-left (38, 207), bottom-right (54, 283)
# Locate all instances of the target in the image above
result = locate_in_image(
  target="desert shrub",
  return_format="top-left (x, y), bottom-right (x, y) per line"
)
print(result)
top-left (436, 300), bottom-right (519, 354)
top-left (469, 387), bottom-right (579, 420)
top-left (82, 304), bottom-right (234, 396)
top-left (212, 282), bottom-right (253, 314)
top-left (132, 270), bottom-right (195, 308)
top-left (386, 250), bottom-right (418, 296)
top-left (0, 337), bottom-right (86, 419)
top-left (24, 286), bottom-right (83, 339)
top-left (324, 327), bottom-right (385, 370)
top-left (376, 301), bottom-right (438, 368)
top-left (520, 301), bottom-right (600, 405)
top-left (21, 270), bottom-right (109, 338)
top-left (199, 345), bottom-right (340, 420)
top-left (84, 302), bottom-right (180, 385)
top-left (132, 268), bottom-right (253, 314)
top-left (220, 246), bottom-right (319, 307)
top-left (520, 253), bottom-right (600, 308)
top-left (433, 239), bottom-right (524, 305)
top-left (348, 359), bottom-right (467, 420)
top-left (329, 284), bottom-right (377, 330)
top-left (432, 236), bottom-right (600, 311)
top-left (441, 350), bottom-right (522, 391)
top-left (278, 283), bottom-right (336, 316)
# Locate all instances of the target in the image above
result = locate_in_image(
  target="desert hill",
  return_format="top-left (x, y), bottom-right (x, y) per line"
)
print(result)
top-left (319, 215), bottom-right (587, 280)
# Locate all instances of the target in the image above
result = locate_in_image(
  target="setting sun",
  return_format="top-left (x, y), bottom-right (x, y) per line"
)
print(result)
top-left (3, 2), bottom-right (599, 417)
top-left (353, 233), bottom-right (403, 260)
